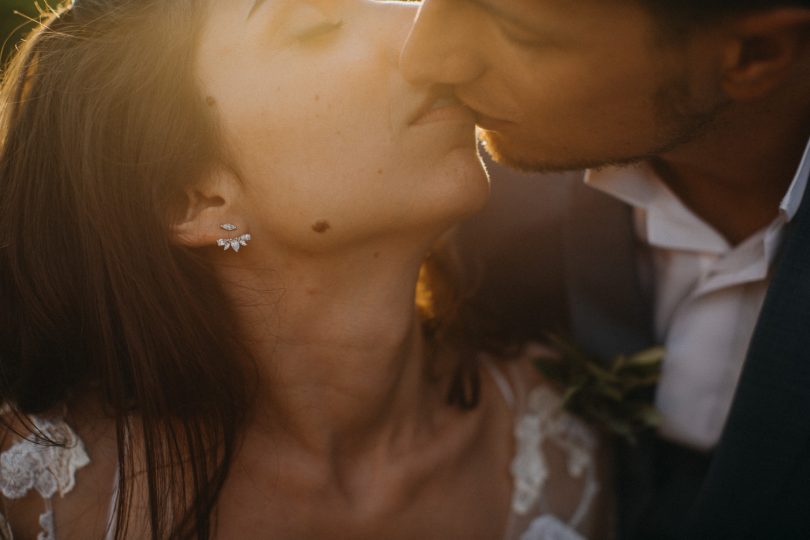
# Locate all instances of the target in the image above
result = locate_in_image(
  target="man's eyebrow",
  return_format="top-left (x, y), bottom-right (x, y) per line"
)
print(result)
top-left (247, 0), bottom-right (270, 20)
top-left (468, 0), bottom-right (540, 32)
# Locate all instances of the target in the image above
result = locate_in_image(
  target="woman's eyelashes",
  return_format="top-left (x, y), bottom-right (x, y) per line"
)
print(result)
top-left (295, 19), bottom-right (344, 43)
top-left (496, 21), bottom-right (552, 49)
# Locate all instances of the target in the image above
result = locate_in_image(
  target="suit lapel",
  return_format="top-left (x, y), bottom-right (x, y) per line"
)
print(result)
top-left (687, 182), bottom-right (810, 537)
top-left (563, 179), bottom-right (655, 358)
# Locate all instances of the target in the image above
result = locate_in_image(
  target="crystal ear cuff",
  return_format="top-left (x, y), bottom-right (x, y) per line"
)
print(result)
top-left (217, 224), bottom-right (251, 253)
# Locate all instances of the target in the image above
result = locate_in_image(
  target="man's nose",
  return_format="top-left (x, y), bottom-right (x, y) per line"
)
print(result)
top-left (400, 0), bottom-right (485, 86)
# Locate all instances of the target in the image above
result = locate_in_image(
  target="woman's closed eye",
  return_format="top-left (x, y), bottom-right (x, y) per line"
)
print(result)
top-left (295, 19), bottom-right (344, 43)
top-left (497, 22), bottom-right (552, 49)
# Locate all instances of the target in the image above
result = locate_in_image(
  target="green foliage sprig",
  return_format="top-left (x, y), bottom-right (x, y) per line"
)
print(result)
top-left (533, 334), bottom-right (664, 444)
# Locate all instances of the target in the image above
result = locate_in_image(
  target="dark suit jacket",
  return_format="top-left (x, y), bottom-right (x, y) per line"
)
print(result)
top-left (459, 157), bottom-right (810, 539)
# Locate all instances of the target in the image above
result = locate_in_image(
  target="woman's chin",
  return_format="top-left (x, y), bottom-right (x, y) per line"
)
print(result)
top-left (416, 150), bottom-right (491, 229)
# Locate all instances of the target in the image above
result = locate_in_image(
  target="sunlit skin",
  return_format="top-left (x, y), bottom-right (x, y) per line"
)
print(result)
top-left (2, 1), bottom-right (606, 539)
top-left (401, 0), bottom-right (810, 245)
top-left (181, 0), bottom-right (513, 537)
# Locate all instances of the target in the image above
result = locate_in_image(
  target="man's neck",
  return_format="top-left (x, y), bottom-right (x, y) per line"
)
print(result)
top-left (655, 104), bottom-right (809, 246)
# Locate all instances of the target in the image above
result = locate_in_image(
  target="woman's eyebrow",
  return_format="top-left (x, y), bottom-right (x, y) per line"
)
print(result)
top-left (247, 0), bottom-right (298, 25)
top-left (247, 0), bottom-right (270, 20)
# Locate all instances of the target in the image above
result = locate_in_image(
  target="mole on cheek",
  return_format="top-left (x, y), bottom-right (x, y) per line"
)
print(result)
top-left (314, 94), bottom-right (320, 102)
top-left (312, 220), bottom-right (331, 234)
top-left (205, 96), bottom-right (217, 107)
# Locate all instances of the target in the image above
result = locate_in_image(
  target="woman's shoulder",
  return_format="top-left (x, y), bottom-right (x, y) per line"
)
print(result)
top-left (481, 341), bottom-right (600, 494)
top-left (0, 401), bottom-right (116, 540)
top-left (480, 341), bottom-right (564, 409)
top-left (0, 410), bottom-right (90, 499)
top-left (0, 407), bottom-right (90, 540)
top-left (481, 343), bottom-right (607, 540)
top-left (485, 342), bottom-right (598, 470)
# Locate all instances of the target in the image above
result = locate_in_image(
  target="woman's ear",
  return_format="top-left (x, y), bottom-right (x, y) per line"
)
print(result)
top-left (172, 168), bottom-right (248, 248)
top-left (720, 8), bottom-right (810, 100)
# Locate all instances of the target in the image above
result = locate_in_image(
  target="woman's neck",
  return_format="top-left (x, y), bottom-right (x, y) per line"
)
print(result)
top-left (217, 243), bottom-right (448, 460)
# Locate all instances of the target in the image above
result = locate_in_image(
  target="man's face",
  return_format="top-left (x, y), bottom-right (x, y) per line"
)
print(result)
top-left (400, 0), bottom-right (727, 171)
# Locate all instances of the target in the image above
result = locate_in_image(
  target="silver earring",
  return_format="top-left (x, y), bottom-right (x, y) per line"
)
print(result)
top-left (217, 224), bottom-right (251, 253)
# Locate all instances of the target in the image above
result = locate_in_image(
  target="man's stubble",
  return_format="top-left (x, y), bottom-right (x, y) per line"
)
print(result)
top-left (480, 74), bottom-right (730, 174)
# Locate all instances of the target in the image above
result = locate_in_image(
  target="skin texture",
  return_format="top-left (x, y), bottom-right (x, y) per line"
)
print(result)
top-left (400, 0), bottom-right (726, 171)
top-left (401, 0), bottom-right (810, 244)
top-left (189, 0), bottom-right (489, 255)
top-left (177, 1), bottom-right (524, 537)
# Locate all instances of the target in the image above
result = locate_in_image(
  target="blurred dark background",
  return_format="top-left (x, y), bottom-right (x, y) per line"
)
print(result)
top-left (1, 0), bottom-right (40, 65)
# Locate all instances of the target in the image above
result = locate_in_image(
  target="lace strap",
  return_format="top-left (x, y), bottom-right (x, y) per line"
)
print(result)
top-left (0, 416), bottom-right (91, 540)
top-left (0, 510), bottom-right (12, 540)
top-left (104, 464), bottom-right (120, 540)
top-left (482, 358), bottom-right (517, 410)
top-left (510, 386), bottom-right (599, 529)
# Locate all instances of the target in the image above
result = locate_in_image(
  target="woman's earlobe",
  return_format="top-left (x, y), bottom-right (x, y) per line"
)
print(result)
top-left (173, 220), bottom-right (252, 252)
top-left (171, 182), bottom-right (243, 248)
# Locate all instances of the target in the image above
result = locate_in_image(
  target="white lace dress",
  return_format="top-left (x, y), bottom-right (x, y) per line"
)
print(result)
top-left (484, 358), bottom-right (601, 540)
top-left (0, 364), bottom-right (600, 540)
top-left (0, 415), bottom-right (91, 540)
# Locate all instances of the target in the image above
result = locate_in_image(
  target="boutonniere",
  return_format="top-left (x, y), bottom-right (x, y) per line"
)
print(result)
top-left (533, 334), bottom-right (664, 444)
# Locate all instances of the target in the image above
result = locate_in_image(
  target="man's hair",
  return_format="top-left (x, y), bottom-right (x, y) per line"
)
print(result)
top-left (640, 0), bottom-right (810, 29)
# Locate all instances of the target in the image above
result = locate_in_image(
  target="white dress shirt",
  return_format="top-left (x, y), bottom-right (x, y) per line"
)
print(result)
top-left (584, 138), bottom-right (810, 450)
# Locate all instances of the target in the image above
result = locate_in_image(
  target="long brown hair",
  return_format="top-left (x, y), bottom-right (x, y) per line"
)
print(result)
top-left (0, 1), bottom-right (250, 537)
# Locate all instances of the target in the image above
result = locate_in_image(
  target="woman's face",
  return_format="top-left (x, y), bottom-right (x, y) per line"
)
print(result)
top-left (196, 0), bottom-right (489, 255)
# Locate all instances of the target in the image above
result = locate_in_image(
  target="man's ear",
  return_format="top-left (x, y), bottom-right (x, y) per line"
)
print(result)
top-left (720, 8), bottom-right (810, 100)
top-left (172, 168), bottom-right (247, 248)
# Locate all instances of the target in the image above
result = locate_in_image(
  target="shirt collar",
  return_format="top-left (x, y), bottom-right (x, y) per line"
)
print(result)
top-left (584, 137), bottom-right (810, 253)
top-left (584, 162), bottom-right (730, 254)
top-left (779, 137), bottom-right (810, 221)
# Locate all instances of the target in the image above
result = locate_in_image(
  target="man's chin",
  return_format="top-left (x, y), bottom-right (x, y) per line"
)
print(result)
top-left (480, 130), bottom-right (648, 173)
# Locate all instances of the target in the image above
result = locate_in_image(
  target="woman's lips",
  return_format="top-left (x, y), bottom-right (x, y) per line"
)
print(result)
top-left (412, 103), bottom-right (476, 126)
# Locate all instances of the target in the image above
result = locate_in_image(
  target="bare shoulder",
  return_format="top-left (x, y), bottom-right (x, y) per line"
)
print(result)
top-left (481, 343), bottom-right (612, 537)
top-left (487, 341), bottom-right (563, 396)
top-left (0, 400), bottom-right (118, 540)
top-left (0, 407), bottom-right (66, 539)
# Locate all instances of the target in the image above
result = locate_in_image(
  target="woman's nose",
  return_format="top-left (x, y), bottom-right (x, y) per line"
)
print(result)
top-left (399, 0), bottom-right (485, 86)
top-left (371, 0), bottom-right (421, 65)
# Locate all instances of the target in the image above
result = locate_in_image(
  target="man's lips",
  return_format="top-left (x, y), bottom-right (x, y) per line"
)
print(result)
top-left (452, 96), bottom-right (514, 131)
top-left (471, 110), bottom-right (514, 132)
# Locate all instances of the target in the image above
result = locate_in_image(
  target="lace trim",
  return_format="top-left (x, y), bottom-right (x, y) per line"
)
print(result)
top-left (510, 386), bottom-right (598, 529)
top-left (0, 416), bottom-right (90, 500)
top-left (0, 416), bottom-right (90, 540)
top-left (37, 503), bottom-right (55, 540)
top-left (519, 515), bottom-right (586, 540)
